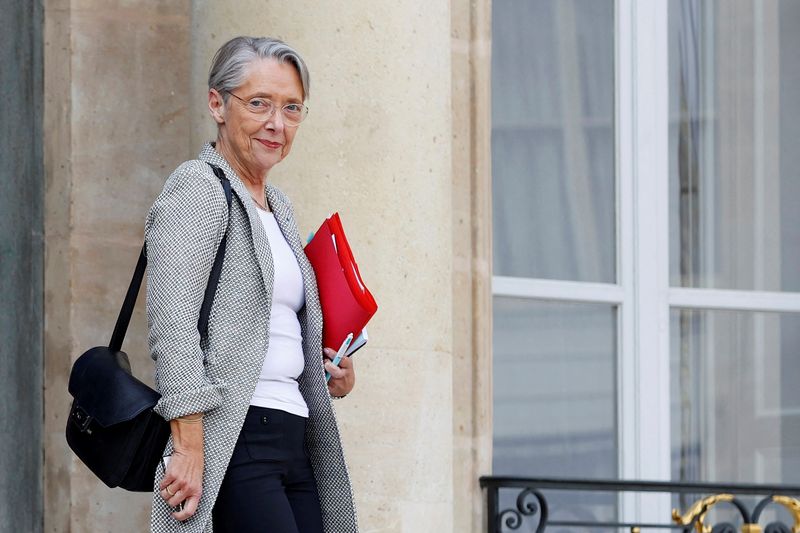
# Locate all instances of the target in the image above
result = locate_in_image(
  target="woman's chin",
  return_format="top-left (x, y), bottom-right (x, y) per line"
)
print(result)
top-left (250, 150), bottom-right (282, 173)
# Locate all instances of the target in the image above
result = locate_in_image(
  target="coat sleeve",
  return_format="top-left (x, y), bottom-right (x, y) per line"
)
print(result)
top-left (144, 160), bottom-right (229, 421)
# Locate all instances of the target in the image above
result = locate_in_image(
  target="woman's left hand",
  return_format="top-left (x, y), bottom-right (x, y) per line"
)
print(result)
top-left (323, 347), bottom-right (356, 397)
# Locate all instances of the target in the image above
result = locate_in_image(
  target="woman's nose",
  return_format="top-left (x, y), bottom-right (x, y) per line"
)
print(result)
top-left (263, 110), bottom-right (284, 132)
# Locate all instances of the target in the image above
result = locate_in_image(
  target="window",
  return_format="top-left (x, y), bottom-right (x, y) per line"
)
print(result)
top-left (491, 0), bottom-right (800, 524)
top-left (668, 0), bottom-right (800, 485)
top-left (491, 0), bottom-right (618, 520)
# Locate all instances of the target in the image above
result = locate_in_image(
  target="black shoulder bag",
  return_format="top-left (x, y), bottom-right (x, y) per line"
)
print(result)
top-left (66, 164), bottom-right (231, 492)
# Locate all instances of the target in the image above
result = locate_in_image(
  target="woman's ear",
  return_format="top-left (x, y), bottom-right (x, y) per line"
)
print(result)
top-left (208, 89), bottom-right (226, 124)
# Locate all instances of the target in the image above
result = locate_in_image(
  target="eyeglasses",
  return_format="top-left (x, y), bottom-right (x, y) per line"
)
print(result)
top-left (226, 91), bottom-right (309, 126)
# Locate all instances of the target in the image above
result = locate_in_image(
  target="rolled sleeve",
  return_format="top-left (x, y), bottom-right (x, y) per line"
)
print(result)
top-left (145, 161), bottom-right (228, 421)
top-left (152, 384), bottom-right (224, 421)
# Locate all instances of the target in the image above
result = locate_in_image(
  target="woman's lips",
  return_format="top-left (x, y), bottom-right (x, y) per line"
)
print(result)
top-left (257, 139), bottom-right (282, 150)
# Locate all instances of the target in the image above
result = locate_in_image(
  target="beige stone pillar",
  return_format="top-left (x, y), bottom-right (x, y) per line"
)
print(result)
top-left (44, 1), bottom-right (192, 531)
top-left (451, 1), bottom-right (493, 532)
top-left (191, 2), bottom-right (455, 531)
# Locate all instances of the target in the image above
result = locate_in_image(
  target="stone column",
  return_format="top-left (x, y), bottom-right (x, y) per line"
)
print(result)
top-left (451, 1), bottom-right (493, 531)
top-left (1, 1), bottom-right (43, 530)
top-left (191, 2), bottom-right (455, 530)
top-left (43, 1), bottom-right (192, 531)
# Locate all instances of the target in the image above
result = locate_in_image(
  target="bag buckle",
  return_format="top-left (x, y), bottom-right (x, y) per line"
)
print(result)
top-left (70, 404), bottom-right (93, 433)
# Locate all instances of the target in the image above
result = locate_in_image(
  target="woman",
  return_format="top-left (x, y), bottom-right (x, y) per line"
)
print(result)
top-left (145, 36), bottom-right (358, 533)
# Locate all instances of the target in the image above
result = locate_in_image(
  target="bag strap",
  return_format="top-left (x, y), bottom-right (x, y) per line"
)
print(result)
top-left (197, 164), bottom-right (232, 338)
top-left (108, 163), bottom-right (232, 352)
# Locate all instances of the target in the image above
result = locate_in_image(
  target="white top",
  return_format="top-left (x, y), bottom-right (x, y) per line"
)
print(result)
top-left (249, 206), bottom-right (309, 418)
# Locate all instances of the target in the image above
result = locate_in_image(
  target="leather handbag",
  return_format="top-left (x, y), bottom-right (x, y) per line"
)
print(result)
top-left (66, 164), bottom-right (232, 492)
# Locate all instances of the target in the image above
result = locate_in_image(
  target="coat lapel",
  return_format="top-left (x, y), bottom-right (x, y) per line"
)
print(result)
top-left (198, 143), bottom-right (275, 297)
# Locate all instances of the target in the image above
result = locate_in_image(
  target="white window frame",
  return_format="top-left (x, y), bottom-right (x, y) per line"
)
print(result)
top-left (620, 0), bottom-right (671, 523)
top-left (491, 0), bottom-right (800, 526)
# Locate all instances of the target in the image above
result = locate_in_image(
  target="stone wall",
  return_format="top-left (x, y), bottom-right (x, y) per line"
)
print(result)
top-left (192, 2), bottom-right (456, 530)
top-left (451, 1), bottom-right (493, 532)
top-left (0, 1), bottom-right (43, 531)
top-left (42, 1), bottom-right (491, 531)
top-left (43, 2), bottom-right (193, 530)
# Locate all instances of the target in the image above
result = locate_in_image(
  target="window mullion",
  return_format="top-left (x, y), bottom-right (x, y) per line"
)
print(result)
top-left (669, 287), bottom-right (800, 313)
top-left (630, 0), bottom-right (671, 524)
top-left (493, 276), bottom-right (624, 304)
top-left (616, 0), bottom-right (639, 525)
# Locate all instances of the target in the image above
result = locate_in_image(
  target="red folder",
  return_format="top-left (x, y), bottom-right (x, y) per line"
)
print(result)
top-left (304, 213), bottom-right (377, 350)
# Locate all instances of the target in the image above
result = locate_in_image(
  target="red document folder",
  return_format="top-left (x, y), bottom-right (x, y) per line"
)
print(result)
top-left (304, 213), bottom-right (377, 350)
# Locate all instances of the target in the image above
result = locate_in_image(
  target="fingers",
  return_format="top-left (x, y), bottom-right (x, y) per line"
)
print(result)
top-left (160, 458), bottom-right (202, 521)
top-left (159, 472), bottom-right (176, 492)
top-left (172, 494), bottom-right (201, 521)
top-left (161, 482), bottom-right (202, 520)
top-left (324, 360), bottom-right (347, 380)
top-left (322, 347), bottom-right (337, 361)
top-left (338, 354), bottom-right (354, 370)
top-left (325, 350), bottom-right (355, 397)
top-left (322, 347), bottom-right (354, 374)
top-left (161, 483), bottom-right (184, 508)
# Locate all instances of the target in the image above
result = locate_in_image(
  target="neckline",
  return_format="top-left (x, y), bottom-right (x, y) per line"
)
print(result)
top-left (253, 199), bottom-right (272, 214)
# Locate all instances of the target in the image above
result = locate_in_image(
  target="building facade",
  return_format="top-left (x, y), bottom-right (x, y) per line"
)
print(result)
top-left (2, 0), bottom-right (799, 532)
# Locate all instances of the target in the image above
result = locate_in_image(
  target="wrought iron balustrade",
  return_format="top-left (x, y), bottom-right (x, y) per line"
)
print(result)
top-left (480, 476), bottom-right (800, 533)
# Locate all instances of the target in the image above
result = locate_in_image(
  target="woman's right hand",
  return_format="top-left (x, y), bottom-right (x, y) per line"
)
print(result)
top-left (160, 414), bottom-right (205, 521)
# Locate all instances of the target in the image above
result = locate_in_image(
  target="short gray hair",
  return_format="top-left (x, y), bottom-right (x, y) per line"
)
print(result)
top-left (208, 36), bottom-right (310, 102)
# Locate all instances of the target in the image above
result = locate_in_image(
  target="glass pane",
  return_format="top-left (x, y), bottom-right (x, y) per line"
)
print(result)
top-left (492, 0), bottom-right (616, 283)
top-left (669, 0), bottom-right (800, 291)
top-left (493, 297), bottom-right (617, 522)
top-left (671, 308), bottom-right (800, 486)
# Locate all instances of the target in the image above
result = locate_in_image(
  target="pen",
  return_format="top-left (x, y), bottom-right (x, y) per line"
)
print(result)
top-left (326, 332), bottom-right (354, 383)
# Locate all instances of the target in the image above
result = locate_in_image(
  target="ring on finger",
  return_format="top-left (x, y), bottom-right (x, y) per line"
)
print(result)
top-left (166, 485), bottom-right (176, 496)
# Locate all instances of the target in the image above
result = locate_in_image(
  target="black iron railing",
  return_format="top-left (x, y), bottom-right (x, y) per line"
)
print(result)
top-left (480, 476), bottom-right (800, 532)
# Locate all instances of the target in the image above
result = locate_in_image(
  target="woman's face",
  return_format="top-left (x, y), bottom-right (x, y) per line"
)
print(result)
top-left (210, 58), bottom-right (304, 178)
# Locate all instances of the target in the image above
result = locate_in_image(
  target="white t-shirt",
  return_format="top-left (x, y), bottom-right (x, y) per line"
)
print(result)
top-left (249, 205), bottom-right (309, 418)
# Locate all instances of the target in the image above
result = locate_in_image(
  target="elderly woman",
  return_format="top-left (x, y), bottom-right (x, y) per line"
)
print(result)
top-left (145, 36), bottom-right (358, 533)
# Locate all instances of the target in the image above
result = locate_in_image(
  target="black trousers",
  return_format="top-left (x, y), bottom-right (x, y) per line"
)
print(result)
top-left (212, 406), bottom-right (324, 533)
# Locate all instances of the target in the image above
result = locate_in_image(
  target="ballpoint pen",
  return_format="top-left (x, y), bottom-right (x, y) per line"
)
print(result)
top-left (326, 332), bottom-right (354, 383)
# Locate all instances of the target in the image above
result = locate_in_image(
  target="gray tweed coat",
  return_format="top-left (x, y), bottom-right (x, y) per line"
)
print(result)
top-left (145, 143), bottom-right (358, 532)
